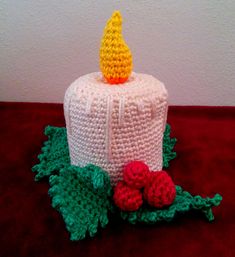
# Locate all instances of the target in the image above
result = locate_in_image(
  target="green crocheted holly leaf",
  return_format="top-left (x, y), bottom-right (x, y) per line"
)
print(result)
top-left (48, 164), bottom-right (113, 241)
top-left (32, 126), bottom-right (70, 181)
top-left (32, 124), bottom-right (177, 180)
top-left (120, 186), bottom-right (222, 224)
top-left (163, 124), bottom-right (177, 168)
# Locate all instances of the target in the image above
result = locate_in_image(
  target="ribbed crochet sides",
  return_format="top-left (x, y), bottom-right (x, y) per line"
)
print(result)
top-left (64, 72), bottom-right (168, 185)
top-left (32, 124), bottom-right (176, 181)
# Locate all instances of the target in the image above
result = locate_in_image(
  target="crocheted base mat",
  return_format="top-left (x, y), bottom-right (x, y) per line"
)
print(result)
top-left (32, 124), bottom-right (222, 241)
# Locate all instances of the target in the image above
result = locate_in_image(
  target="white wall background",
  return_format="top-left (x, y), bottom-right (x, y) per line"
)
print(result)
top-left (1, 0), bottom-right (235, 105)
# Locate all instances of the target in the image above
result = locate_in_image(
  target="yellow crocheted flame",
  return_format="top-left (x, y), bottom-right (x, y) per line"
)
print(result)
top-left (100, 11), bottom-right (133, 84)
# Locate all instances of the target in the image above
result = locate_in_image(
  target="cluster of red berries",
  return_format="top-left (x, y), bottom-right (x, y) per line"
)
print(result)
top-left (113, 161), bottom-right (176, 211)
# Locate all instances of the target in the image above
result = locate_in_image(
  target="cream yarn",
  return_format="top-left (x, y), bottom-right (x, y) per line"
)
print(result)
top-left (64, 72), bottom-right (168, 185)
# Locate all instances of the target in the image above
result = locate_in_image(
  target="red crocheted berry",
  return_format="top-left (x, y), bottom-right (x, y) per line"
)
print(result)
top-left (123, 161), bottom-right (150, 189)
top-left (144, 171), bottom-right (176, 208)
top-left (113, 181), bottom-right (143, 211)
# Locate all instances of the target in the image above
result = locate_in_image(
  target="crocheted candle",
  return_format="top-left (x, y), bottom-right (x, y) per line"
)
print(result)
top-left (64, 11), bottom-right (168, 185)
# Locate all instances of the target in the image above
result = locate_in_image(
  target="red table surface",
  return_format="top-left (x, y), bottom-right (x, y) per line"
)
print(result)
top-left (0, 102), bottom-right (235, 257)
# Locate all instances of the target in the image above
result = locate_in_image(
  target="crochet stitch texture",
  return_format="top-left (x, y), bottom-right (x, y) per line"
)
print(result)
top-left (123, 161), bottom-right (150, 189)
top-left (32, 126), bottom-right (222, 241)
top-left (144, 171), bottom-right (176, 208)
top-left (163, 124), bottom-right (177, 168)
top-left (31, 9), bottom-right (222, 241)
top-left (120, 186), bottom-right (222, 224)
top-left (49, 164), bottom-right (113, 241)
top-left (100, 10), bottom-right (132, 84)
top-left (32, 124), bottom-right (176, 180)
top-left (32, 126), bottom-right (70, 181)
top-left (113, 162), bottom-right (176, 211)
top-left (64, 72), bottom-right (168, 185)
top-left (113, 181), bottom-right (143, 211)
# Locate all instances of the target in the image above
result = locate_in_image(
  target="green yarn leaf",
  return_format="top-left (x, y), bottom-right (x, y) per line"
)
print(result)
top-left (32, 126), bottom-right (70, 181)
top-left (48, 164), bottom-right (113, 241)
top-left (120, 186), bottom-right (222, 224)
top-left (32, 125), bottom-right (222, 241)
top-left (163, 124), bottom-right (177, 168)
top-left (32, 124), bottom-right (177, 180)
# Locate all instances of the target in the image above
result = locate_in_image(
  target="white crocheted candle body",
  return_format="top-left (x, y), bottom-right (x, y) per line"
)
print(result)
top-left (64, 72), bottom-right (168, 185)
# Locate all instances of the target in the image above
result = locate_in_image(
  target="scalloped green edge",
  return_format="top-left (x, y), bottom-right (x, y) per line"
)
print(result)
top-left (32, 124), bottom-right (222, 241)
top-left (120, 186), bottom-right (222, 224)
top-left (48, 164), bottom-right (113, 241)
top-left (163, 124), bottom-right (177, 168)
top-left (32, 126), bottom-right (70, 181)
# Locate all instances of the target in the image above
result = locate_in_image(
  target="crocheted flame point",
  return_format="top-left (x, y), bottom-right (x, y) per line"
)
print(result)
top-left (100, 10), bottom-right (133, 84)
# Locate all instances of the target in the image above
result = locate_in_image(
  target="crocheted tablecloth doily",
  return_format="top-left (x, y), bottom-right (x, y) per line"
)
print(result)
top-left (32, 124), bottom-right (222, 241)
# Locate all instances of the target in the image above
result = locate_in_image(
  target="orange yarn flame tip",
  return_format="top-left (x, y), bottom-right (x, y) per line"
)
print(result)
top-left (99, 10), bottom-right (133, 84)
